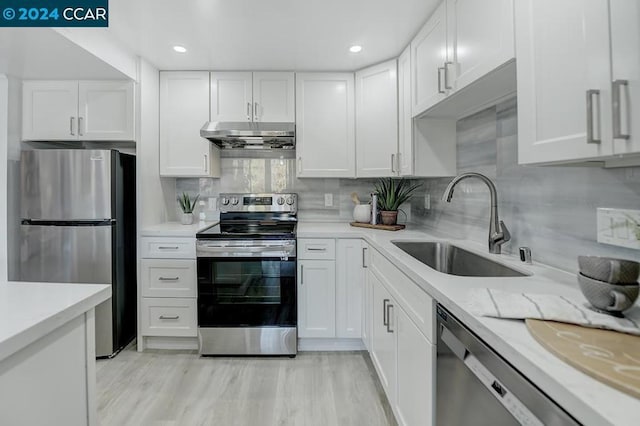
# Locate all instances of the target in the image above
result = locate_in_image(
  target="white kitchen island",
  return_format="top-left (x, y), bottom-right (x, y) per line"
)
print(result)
top-left (0, 281), bottom-right (110, 426)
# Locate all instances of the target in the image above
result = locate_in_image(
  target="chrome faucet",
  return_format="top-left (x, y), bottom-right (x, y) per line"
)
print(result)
top-left (441, 172), bottom-right (511, 254)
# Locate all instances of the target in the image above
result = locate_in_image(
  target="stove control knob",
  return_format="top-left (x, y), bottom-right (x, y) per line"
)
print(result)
top-left (276, 197), bottom-right (285, 205)
top-left (221, 197), bottom-right (230, 206)
top-left (286, 197), bottom-right (295, 205)
top-left (231, 197), bottom-right (239, 205)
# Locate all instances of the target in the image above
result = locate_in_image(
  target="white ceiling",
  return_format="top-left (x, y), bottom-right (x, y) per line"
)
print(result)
top-left (0, 28), bottom-right (129, 80)
top-left (107, 0), bottom-right (439, 71)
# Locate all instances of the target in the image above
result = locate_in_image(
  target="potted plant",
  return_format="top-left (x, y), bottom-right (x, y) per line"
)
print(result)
top-left (177, 192), bottom-right (200, 225)
top-left (374, 178), bottom-right (423, 225)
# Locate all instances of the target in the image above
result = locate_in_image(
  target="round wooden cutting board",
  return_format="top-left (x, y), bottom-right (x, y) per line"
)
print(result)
top-left (526, 319), bottom-right (640, 399)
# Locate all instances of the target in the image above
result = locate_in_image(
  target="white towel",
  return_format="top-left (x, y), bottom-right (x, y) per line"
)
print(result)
top-left (468, 288), bottom-right (640, 336)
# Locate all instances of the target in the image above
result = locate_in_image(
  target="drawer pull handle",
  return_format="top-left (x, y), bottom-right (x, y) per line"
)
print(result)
top-left (362, 247), bottom-right (368, 268)
top-left (159, 315), bottom-right (180, 320)
top-left (158, 277), bottom-right (180, 281)
top-left (383, 299), bottom-right (390, 326)
top-left (386, 303), bottom-right (394, 333)
top-left (307, 247), bottom-right (327, 252)
top-left (158, 246), bottom-right (179, 250)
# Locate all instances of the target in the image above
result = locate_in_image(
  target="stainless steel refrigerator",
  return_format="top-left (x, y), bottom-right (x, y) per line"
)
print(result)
top-left (20, 149), bottom-right (136, 358)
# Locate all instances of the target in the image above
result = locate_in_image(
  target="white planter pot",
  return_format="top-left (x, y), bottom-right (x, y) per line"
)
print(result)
top-left (181, 213), bottom-right (194, 225)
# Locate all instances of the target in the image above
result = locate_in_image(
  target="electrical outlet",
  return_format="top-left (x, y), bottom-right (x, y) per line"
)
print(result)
top-left (324, 193), bottom-right (333, 207)
top-left (424, 193), bottom-right (431, 210)
top-left (208, 197), bottom-right (217, 209)
top-left (597, 208), bottom-right (640, 249)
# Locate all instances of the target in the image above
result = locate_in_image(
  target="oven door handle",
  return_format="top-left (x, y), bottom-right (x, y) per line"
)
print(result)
top-left (197, 244), bottom-right (295, 253)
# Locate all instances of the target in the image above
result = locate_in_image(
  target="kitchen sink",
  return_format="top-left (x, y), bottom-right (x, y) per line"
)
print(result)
top-left (391, 241), bottom-right (529, 277)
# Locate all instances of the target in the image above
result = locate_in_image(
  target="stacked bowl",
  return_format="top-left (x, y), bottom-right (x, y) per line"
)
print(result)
top-left (578, 256), bottom-right (640, 317)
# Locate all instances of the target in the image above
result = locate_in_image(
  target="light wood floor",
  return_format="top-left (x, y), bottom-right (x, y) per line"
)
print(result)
top-left (96, 348), bottom-right (396, 426)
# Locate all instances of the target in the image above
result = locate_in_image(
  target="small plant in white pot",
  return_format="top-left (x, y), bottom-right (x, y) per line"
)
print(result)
top-left (178, 192), bottom-right (199, 225)
top-left (374, 178), bottom-right (423, 225)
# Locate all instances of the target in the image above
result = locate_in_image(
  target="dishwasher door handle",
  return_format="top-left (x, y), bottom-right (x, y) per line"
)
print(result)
top-left (440, 324), bottom-right (468, 360)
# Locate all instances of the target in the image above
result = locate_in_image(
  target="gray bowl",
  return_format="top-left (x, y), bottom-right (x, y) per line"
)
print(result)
top-left (578, 256), bottom-right (640, 284)
top-left (577, 273), bottom-right (639, 315)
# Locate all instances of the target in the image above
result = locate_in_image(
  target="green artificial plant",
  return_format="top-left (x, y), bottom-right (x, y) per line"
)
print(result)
top-left (177, 192), bottom-right (200, 214)
top-left (374, 178), bottom-right (423, 211)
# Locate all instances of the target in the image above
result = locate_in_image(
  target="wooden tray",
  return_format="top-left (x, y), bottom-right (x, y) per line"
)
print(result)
top-left (350, 222), bottom-right (406, 231)
top-left (526, 319), bottom-right (640, 399)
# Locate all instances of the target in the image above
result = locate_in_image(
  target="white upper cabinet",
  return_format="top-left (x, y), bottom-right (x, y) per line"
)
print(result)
top-left (78, 81), bottom-right (134, 141)
top-left (160, 71), bottom-right (220, 177)
top-left (210, 71), bottom-right (294, 123)
top-left (356, 60), bottom-right (398, 177)
top-left (446, 0), bottom-right (514, 92)
top-left (210, 72), bottom-right (253, 122)
top-left (23, 81), bottom-right (78, 141)
top-left (411, 2), bottom-right (448, 116)
top-left (252, 72), bottom-right (295, 122)
top-left (410, 0), bottom-right (515, 119)
top-left (516, 0), bottom-right (613, 165)
top-left (610, 0), bottom-right (640, 157)
top-left (397, 46), bottom-right (414, 176)
top-left (22, 80), bottom-right (134, 141)
top-left (296, 73), bottom-right (356, 178)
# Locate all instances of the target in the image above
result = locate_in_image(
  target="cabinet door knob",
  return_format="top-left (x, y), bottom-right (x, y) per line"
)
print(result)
top-left (70, 117), bottom-right (75, 135)
top-left (254, 102), bottom-right (259, 120)
top-left (437, 67), bottom-right (445, 94)
top-left (159, 315), bottom-right (180, 320)
top-left (247, 102), bottom-right (251, 121)
top-left (383, 298), bottom-right (390, 326)
top-left (78, 117), bottom-right (84, 136)
top-left (300, 264), bottom-right (304, 285)
top-left (391, 154), bottom-right (396, 173)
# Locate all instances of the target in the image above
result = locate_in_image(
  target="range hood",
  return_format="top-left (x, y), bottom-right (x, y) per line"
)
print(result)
top-left (200, 122), bottom-right (295, 149)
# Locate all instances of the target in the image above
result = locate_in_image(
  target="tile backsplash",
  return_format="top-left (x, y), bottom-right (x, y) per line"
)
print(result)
top-left (177, 97), bottom-right (640, 274)
top-left (175, 151), bottom-right (387, 222)
top-left (410, 98), bottom-right (640, 273)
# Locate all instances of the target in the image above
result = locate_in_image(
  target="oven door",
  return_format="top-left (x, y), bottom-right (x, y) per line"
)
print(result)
top-left (197, 256), bottom-right (296, 327)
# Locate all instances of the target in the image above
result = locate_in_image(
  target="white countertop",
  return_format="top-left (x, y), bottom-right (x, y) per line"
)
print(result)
top-left (298, 222), bottom-right (640, 426)
top-left (0, 281), bottom-right (111, 363)
top-left (140, 221), bottom-right (216, 237)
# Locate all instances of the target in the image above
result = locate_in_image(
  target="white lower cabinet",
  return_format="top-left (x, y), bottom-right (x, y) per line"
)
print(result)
top-left (139, 237), bottom-right (198, 345)
top-left (370, 271), bottom-right (398, 402)
top-left (336, 239), bottom-right (365, 338)
top-left (396, 306), bottom-right (435, 426)
top-left (365, 245), bottom-right (435, 426)
top-left (297, 238), bottom-right (366, 345)
top-left (297, 259), bottom-right (336, 338)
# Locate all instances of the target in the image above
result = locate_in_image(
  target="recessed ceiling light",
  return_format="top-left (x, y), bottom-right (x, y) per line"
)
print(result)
top-left (349, 45), bottom-right (362, 53)
top-left (173, 45), bottom-right (187, 53)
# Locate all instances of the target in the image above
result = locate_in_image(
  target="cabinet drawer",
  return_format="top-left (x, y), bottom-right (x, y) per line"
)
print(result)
top-left (370, 247), bottom-right (434, 342)
top-left (140, 298), bottom-right (197, 337)
top-left (140, 237), bottom-right (195, 259)
top-left (297, 239), bottom-right (336, 260)
top-left (141, 259), bottom-right (196, 298)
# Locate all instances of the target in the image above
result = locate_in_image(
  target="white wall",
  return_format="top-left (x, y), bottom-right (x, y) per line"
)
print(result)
top-left (6, 75), bottom-right (21, 280)
top-left (137, 58), bottom-right (175, 228)
top-left (0, 75), bottom-right (8, 281)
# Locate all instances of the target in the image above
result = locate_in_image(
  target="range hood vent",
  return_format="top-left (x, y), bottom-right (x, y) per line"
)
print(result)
top-left (200, 121), bottom-right (295, 149)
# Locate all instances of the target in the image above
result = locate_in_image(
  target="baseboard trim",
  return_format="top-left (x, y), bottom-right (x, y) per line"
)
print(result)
top-left (143, 336), bottom-right (199, 350)
top-left (298, 338), bottom-right (365, 351)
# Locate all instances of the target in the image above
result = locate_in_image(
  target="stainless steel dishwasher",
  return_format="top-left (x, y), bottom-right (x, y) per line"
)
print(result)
top-left (436, 304), bottom-right (581, 426)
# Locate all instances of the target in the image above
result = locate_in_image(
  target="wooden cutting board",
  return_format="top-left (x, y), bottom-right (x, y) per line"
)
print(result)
top-left (526, 319), bottom-right (640, 399)
top-left (349, 222), bottom-right (406, 231)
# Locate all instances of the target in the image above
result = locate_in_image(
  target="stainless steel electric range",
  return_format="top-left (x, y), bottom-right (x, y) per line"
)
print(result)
top-left (196, 193), bottom-right (297, 356)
